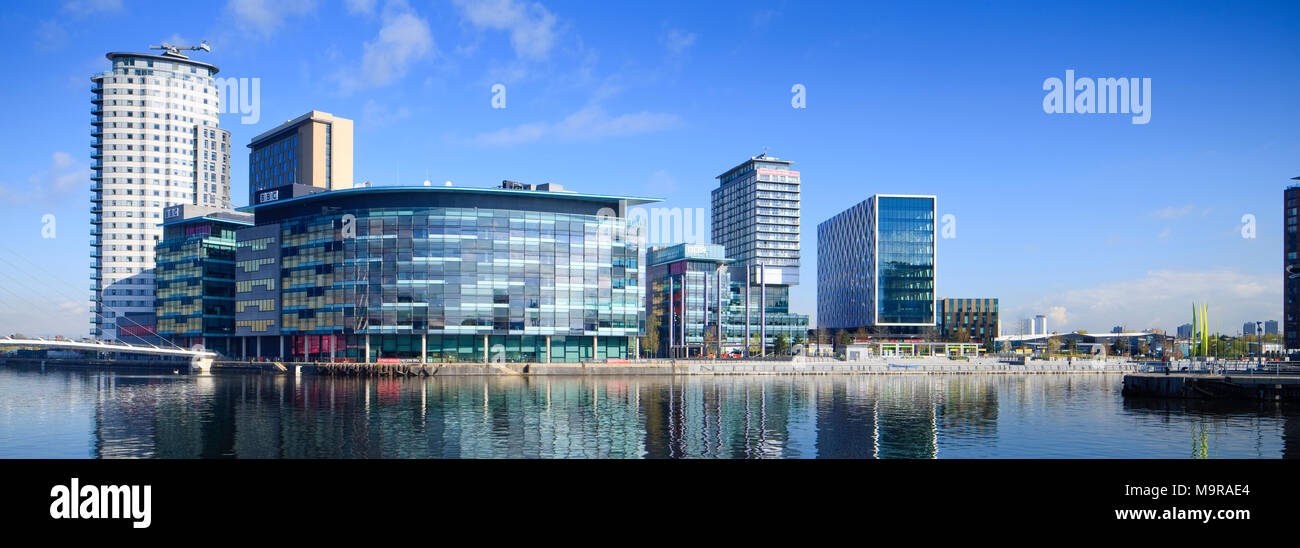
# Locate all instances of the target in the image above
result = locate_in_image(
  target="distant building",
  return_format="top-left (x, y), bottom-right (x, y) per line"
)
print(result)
top-left (818, 194), bottom-right (936, 331)
top-left (1244, 322), bottom-right (1257, 336)
top-left (1265, 319), bottom-right (1279, 335)
top-left (247, 110), bottom-right (353, 204)
top-left (1177, 323), bottom-right (1193, 338)
top-left (154, 205), bottom-right (254, 354)
top-left (937, 298), bottom-right (999, 344)
top-left (1111, 325), bottom-right (1124, 334)
top-left (1033, 314), bottom-right (1048, 335)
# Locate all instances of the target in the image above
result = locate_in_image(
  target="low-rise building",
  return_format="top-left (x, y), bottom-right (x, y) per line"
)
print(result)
top-left (154, 205), bottom-right (254, 354)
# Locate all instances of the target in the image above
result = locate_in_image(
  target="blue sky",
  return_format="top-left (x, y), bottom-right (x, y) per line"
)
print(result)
top-left (1, 0), bottom-right (1298, 337)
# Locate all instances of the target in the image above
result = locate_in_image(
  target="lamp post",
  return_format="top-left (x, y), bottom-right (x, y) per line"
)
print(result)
top-left (1256, 320), bottom-right (1264, 372)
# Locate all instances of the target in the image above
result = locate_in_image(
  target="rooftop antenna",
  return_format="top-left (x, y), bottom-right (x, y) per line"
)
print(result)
top-left (150, 40), bottom-right (211, 58)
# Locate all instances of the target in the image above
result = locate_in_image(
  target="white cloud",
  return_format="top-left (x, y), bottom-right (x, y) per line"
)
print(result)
top-left (226, 0), bottom-right (318, 37)
top-left (339, 2), bottom-right (434, 94)
top-left (61, 0), bottom-right (123, 15)
top-left (360, 99), bottom-right (412, 129)
top-left (453, 0), bottom-right (559, 60)
top-left (1021, 269), bottom-right (1277, 334)
top-left (471, 105), bottom-right (680, 146)
top-left (1, 152), bottom-right (87, 204)
top-left (661, 28), bottom-right (697, 55)
top-left (345, 0), bottom-right (378, 15)
top-left (1152, 204), bottom-right (1195, 220)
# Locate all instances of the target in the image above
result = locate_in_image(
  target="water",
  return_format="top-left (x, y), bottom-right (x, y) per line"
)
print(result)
top-left (1, 366), bottom-right (1297, 458)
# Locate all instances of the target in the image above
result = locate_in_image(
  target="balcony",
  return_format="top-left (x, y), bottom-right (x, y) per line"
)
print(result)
top-left (91, 117), bottom-right (103, 126)
top-left (91, 106), bottom-right (102, 116)
top-left (91, 94), bottom-right (103, 104)
top-left (91, 138), bottom-right (103, 148)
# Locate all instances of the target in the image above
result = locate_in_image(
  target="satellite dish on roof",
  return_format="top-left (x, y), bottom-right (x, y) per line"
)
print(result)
top-left (444, 180), bottom-right (453, 187)
top-left (423, 179), bottom-right (431, 186)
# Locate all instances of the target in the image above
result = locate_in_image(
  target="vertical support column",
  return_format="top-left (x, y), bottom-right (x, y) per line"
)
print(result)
top-left (593, 335), bottom-right (599, 362)
top-left (242, 337), bottom-right (247, 360)
top-left (545, 335), bottom-right (551, 363)
top-left (680, 274), bottom-right (687, 357)
top-left (483, 334), bottom-right (489, 363)
top-left (305, 336), bottom-right (312, 362)
top-left (716, 266), bottom-right (723, 359)
top-left (702, 271), bottom-right (709, 359)
top-left (632, 336), bottom-right (638, 361)
top-left (744, 267), bottom-right (751, 358)
top-left (760, 265), bottom-right (767, 358)
top-left (421, 333), bottom-right (427, 364)
top-left (256, 336), bottom-right (261, 358)
top-left (279, 335), bottom-right (286, 360)
top-left (330, 335), bottom-right (336, 362)
top-left (668, 275), bottom-right (675, 358)
top-left (364, 334), bottom-right (371, 363)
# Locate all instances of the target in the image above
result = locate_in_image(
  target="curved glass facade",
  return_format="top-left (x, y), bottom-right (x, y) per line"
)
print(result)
top-left (234, 187), bottom-right (650, 363)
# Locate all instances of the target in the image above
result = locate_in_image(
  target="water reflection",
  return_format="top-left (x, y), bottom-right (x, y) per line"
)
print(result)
top-left (1, 367), bottom-right (1296, 458)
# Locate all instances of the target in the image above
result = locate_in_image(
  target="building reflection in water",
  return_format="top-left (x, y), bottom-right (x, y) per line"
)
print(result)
top-left (85, 372), bottom-right (1021, 458)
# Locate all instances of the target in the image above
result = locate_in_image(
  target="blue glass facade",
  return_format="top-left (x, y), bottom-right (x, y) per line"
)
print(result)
top-left (647, 243), bottom-right (809, 357)
top-left (817, 195), bottom-right (936, 330)
top-left (233, 185), bottom-right (656, 363)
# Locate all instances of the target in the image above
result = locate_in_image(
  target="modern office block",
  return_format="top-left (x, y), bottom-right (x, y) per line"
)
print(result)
top-left (247, 110), bottom-right (353, 204)
top-left (154, 205), bottom-right (254, 354)
top-left (231, 182), bottom-right (657, 362)
top-left (817, 195), bottom-right (936, 331)
top-left (646, 243), bottom-right (809, 358)
top-left (91, 45), bottom-right (231, 340)
top-left (937, 298), bottom-right (999, 344)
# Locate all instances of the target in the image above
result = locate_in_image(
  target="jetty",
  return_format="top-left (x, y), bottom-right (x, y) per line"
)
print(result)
top-left (1122, 372), bottom-right (1300, 401)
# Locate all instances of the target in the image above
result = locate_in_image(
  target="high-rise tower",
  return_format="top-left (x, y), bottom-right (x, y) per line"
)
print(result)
top-left (90, 43), bottom-right (230, 340)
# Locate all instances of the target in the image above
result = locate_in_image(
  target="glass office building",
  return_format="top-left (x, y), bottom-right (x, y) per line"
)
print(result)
top-left (154, 206), bottom-right (254, 354)
top-left (646, 243), bottom-right (809, 358)
top-left (233, 183), bottom-right (657, 363)
top-left (818, 195), bottom-right (936, 331)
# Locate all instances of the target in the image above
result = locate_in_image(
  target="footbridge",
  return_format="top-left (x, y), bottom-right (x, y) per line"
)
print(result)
top-left (0, 337), bottom-right (216, 372)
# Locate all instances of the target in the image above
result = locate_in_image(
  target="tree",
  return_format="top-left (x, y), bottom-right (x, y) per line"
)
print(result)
top-left (643, 312), bottom-right (661, 358)
top-left (1112, 337), bottom-right (1129, 356)
top-left (1046, 336), bottom-right (1062, 355)
top-left (1137, 340), bottom-right (1150, 357)
top-left (853, 327), bottom-right (871, 342)
top-left (951, 328), bottom-right (971, 343)
top-left (815, 327), bottom-right (829, 345)
top-left (836, 329), bottom-right (852, 349)
top-left (1065, 338), bottom-right (1078, 355)
top-left (774, 334), bottom-right (790, 355)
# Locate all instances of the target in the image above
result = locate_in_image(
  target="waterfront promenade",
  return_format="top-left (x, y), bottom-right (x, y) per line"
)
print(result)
top-left (282, 357), bottom-right (1140, 377)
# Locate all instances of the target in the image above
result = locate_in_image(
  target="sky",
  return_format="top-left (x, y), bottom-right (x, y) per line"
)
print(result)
top-left (0, 0), bottom-right (1298, 338)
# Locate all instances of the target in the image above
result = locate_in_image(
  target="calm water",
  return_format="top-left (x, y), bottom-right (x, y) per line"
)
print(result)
top-left (1, 366), bottom-right (1297, 458)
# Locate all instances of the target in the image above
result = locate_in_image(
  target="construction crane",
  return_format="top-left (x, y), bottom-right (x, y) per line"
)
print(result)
top-left (149, 40), bottom-right (210, 57)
